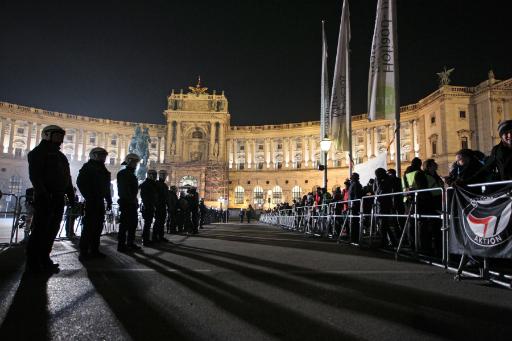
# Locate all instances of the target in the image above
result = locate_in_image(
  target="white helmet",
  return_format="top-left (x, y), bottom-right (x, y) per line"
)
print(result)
top-left (89, 147), bottom-right (108, 161)
top-left (121, 153), bottom-right (141, 165)
top-left (42, 125), bottom-right (65, 140)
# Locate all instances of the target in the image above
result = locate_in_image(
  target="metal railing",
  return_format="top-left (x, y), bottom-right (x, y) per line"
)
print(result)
top-left (260, 180), bottom-right (512, 289)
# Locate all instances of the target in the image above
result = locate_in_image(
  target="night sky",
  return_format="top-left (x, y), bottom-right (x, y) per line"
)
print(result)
top-left (1, 0), bottom-right (510, 126)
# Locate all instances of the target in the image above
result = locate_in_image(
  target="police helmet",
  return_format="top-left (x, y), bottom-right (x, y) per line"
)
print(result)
top-left (42, 125), bottom-right (66, 140)
top-left (121, 153), bottom-right (141, 165)
top-left (89, 147), bottom-right (108, 161)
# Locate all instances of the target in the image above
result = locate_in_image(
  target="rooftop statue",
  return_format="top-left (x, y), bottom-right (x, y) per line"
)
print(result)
top-left (437, 66), bottom-right (455, 87)
top-left (188, 75), bottom-right (208, 95)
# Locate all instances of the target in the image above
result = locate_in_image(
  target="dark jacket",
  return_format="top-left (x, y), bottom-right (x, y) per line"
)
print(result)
top-left (117, 167), bottom-right (139, 205)
top-left (76, 160), bottom-right (112, 204)
top-left (139, 179), bottom-right (158, 210)
top-left (373, 174), bottom-right (394, 214)
top-left (168, 191), bottom-right (179, 211)
top-left (27, 140), bottom-right (74, 200)
top-left (155, 179), bottom-right (169, 211)
top-left (479, 142), bottom-right (512, 181)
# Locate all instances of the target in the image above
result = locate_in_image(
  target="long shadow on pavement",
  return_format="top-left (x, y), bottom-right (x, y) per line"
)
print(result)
top-left (81, 255), bottom-right (192, 341)
top-left (0, 271), bottom-right (51, 340)
top-left (128, 251), bottom-right (361, 341)
top-left (148, 242), bottom-right (512, 340)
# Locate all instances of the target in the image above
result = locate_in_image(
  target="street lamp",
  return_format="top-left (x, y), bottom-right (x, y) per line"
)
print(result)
top-left (320, 137), bottom-right (332, 189)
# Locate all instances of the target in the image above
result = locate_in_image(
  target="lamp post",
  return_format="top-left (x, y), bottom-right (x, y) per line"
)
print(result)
top-left (320, 138), bottom-right (332, 189)
top-left (218, 197), bottom-right (224, 222)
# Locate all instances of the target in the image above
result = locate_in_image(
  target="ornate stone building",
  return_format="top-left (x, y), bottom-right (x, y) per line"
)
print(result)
top-left (0, 75), bottom-right (511, 210)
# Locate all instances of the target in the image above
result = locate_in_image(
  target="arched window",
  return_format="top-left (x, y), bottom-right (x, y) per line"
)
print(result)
top-left (291, 186), bottom-right (302, 201)
top-left (272, 185), bottom-right (282, 204)
top-left (253, 186), bottom-right (264, 205)
top-left (234, 186), bottom-right (245, 204)
top-left (192, 130), bottom-right (203, 139)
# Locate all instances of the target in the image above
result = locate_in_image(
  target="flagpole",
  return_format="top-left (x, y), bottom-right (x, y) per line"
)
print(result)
top-left (347, 38), bottom-right (353, 177)
top-left (392, 0), bottom-right (401, 176)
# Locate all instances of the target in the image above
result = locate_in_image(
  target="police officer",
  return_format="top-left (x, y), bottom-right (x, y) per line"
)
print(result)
top-left (117, 153), bottom-right (141, 252)
top-left (140, 169), bottom-right (158, 245)
top-left (26, 125), bottom-right (75, 274)
top-left (154, 170), bottom-right (170, 242)
top-left (167, 185), bottom-right (179, 233)
top-left (199, 198), bottom-right (207, 228)
top-left (76, 147), bottom-right (112, 260)
top-left (187, 188), bottom-right (200, 234)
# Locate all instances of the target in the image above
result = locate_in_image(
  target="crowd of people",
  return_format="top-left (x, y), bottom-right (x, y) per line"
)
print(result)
top-left (22, 124), bottom-right (224, 274)
top-left (264, 120), bottom-right (512, 256)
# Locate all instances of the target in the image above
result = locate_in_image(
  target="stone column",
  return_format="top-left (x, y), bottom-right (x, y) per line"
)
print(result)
top-left (73, 128), bottom-right (80, 161)
top-left (253, 139), bottom-right (257, 166)
top-left (209, 122), bottom-right (215, 160)
top-left (26, 121), bottom-right (33, 154)
top-left (82, 130), bottom-right (89, 160)
top-left (373, 127), bottom-right (378, 156)
top-left (35, 123), bottom-right (42, 146)
top-left (0, 117), bottom-right (6, 153)
top-left (245, 139), bottom-right (251, 168)
top-left (284, 137), bottom-right (289, 167)
top-left (366, 128), bottom-right (372, 159)
top-left (413, 119), bottom-right (420, 157)
top-left (388, 124), bottom-right (394, 161)
top-left (157, 136), bottom-right (162, 163)
top-left (117, 135), bottom-right (123, 164)
top-left (310, 136), bottom-right (316, 166)
top-left (269, 138), bottom-right (274, 168)
top-left (104, 132), bottom-right (109, 150)
top-left (264, 138), bottom-right (270, 168)
top-left (219, 123), bottom-right (226, 161)
top-left (165, 123), bottom-right (171, 161)
top-left (227, 138), bottom-right (232, 168)
top-left (176, 121), bottom-right (182, 160)
top-left (304, 136), bottom-right (309, 167)
top-left (7, 119), bottom-right (15, 155)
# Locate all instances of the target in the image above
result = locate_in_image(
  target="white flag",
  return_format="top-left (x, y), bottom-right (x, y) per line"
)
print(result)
top-left (368, 0), bottom-right (399, 121)
top-left (320, 21), bottom-right (330, 141)
top-left (330, 0), bottom-right (351, 151)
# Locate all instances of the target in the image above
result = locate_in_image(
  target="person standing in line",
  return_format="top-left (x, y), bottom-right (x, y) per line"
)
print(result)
top-left (154, 170), bottom-right (170, 242)
top-left (187, 187), bottom-right (200, 234)
top-left (117, 153), bottom-right (141, 252)
top-left (26, 125), bottom-right (75, 274)
top-left (247, 204), bottom-right (255, 223)
top-left (239, 208), bottom-right (245, 223)
top-left (139, 169), bottom-right (158, 245)
top-left (199, 198), bottom-right (207, 228)
top-left (76, 147), bottom-right (112, 260)
top-left (167, 186), bottom-right (179, 233)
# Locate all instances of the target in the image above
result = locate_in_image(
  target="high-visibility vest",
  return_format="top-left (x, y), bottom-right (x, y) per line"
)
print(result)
top-left (402, 170), bottom-right (418, 190)
top-left (425, 173), bottom-right (442, 196)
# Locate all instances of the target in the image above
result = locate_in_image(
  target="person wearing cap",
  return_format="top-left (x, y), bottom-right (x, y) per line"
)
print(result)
top-left (76, 147), bottom-right (112, 260)
top-left (153, 170), bottom-right (170, 242)
top-left (26, 125), bottom-right (75, 274)
top-left (139, 169), bottom-right (158, 245)
top-left (467, 120), bottom-right (512, 182)
top-left (167, 185), bottom-right (179, 233)
top-left (117, 153), bottom-right (141, 252)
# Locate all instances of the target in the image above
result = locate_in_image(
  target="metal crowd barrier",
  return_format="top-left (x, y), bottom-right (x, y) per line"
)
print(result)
top-left (260, 180), bottom-right (512, 289)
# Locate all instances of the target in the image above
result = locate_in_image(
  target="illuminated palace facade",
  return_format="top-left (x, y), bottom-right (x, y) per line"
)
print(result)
top-left (0, 74), bottom-right (511, 209)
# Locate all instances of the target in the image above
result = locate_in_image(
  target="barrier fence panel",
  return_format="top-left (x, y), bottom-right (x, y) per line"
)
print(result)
top-left (0, 193), bottom-right (19, 246)
top-left (259, 181), bottom-right (512, 289)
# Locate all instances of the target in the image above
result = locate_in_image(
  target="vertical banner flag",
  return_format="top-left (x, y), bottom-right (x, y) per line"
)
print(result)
top-left (320, 21), bottom-right (330, 141)
top-left (330, 0), bottom-right (351, 151)
top-left (368, 0), bottom-right (399, 121)
top-left (449, 184), bottom-right (512, 258)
